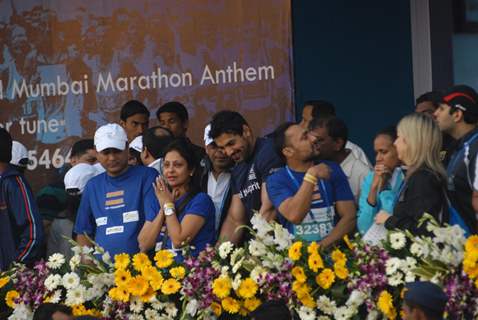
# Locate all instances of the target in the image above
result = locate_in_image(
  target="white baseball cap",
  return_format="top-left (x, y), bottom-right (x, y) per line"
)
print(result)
top-left (10, 141), bottom-right (30, 167)
top-left (130, 135), bottom-right (143, 153)
top-left (64, 163), bottom-right (99, 194)
top-left (94, 123), bottom-right (128, 152)
top-left (203, 124), bottom-right (213, 146)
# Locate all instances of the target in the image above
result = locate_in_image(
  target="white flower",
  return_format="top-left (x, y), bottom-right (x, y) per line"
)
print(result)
top-left (62, 272), bottom-right (80, 290)
top-left (8, 303), bottom-right (33, 320)
top-left (385, 257), bottom-right (401, 275)
top-left (47, 253), bottom-right (65, 269)
top-left (389, 232), bottom-right (406, 250)
top-left (220, 266), bottom-right (230, 276)
top-left (346, 290), bottom-right (366, 308)
top-left (297, 306), bottom-right (316, 320)
top-left (165, 303), bottom-right (178, 318)
top-left (218, 241), bottom-right (234, 259)
top-left (388, 273), bottom-right (403, 286)
top-left (69, 255), bottom-right (81, 271)
top-left (405, 272), bottom-right (416, 283)
top-left (85, 286), bottom-right (103, 301)
top-left (129, 314), bottom-right (145, 320)
top-left (317, 317), bottom-right (331, 320)
top-left (48, 290), bottom-right (62, 304)
top-left (366, 310), bottom-right (379, 320)
top-left (251, 213), bottom-right (273, 237)
top-left (250, 266), bottom-right (266, 283)
top-left (232, 257), bottom-right (244, 273)
top-left (230, 248), bottom-right (245, 266)
top-left (410, 242), bottom-right (428, 257)
top-left (44, 274), bottom-right (62, 291)
top-left (273, 223), bottom-right (293, 250)
top-left (317, 295), bottom-right (336, 315)
top-left (185, 299), bottom-right (198, 316)
top-left (130, 297), bottom-right (144, 314)
top-left (334, 306), bottom-right (354, 320)
top-left (151, 301), bottom-right (166, 311)
top-left (403, 257), bottom-right (417, 271)
top-left (65, 285), bottom-right (86, 306)
top-left (144, 308), bottom-right (159, 320)
top-left (248, 239), bottom-right (267, 256)
top-left (232, 274), bottom-right (242, 291)
top-left (102, 252), bottom-right (111, 264)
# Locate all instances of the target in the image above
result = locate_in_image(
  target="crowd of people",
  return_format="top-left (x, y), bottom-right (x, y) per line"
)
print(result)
top-left (1, 84), bottom-right (478, 319)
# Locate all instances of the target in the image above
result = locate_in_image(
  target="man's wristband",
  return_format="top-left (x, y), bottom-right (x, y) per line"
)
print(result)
top-left (304, 173), bottom-right (318, 185)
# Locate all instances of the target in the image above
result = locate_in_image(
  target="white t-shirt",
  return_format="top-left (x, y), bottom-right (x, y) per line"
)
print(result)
top-left (340, 150), bottom-right (371, 202)
top-left (207, 171), bottom-right (231, 232)
top-left (346, 140), bottom-right (372, 168)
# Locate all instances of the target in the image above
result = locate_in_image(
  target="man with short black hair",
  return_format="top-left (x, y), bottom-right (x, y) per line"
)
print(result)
top-left (70, 139), bottom-right (97, 166)
top-left (209, 110), bottom-right (283, 244)
top-left (141, 126), bottom-right (174, 174)
top-left (402, 281), bottom-right (447, 320)
top-left (415, 91), bottom-right (444, 116)
top-left (309, 117), bottom-right (370, 202)
top-left (267, 122), bottom-right (356, 247)
top-left (156, 101), bottom-right (205, 161)
top-left (119, 100), bottom-right (150, 142)
top-left (434, 84), bottom-right (478, 234)
top-left (0, 128), bottom-right (44, 270)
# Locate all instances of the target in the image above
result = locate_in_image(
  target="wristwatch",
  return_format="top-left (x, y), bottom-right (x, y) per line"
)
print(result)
top-left (163, 203), bottom-right (175, 216)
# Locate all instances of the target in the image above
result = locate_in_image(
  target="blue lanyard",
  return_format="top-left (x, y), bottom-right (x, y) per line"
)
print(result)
top-left (285, 166), bottom-right (331, 215)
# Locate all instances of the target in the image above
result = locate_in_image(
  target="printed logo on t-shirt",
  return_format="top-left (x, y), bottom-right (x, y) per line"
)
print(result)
top-left (104, 190), bottom-right (126, 209)
top-left (105, 225), bottom-right (124, 235)
top-left (123, 210), bottom-right (139, 223)
top-left (96, 217), bottom-right (107, 226)
top-left (248, 165), bottom-right (257, 181)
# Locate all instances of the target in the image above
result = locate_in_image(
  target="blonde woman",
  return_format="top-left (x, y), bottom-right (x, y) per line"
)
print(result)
top-left (375, 113), bottom-right (447, 235)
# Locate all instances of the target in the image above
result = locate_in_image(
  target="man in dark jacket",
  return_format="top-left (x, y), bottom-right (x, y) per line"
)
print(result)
top-left (0, 128), bottom-right (44, 270)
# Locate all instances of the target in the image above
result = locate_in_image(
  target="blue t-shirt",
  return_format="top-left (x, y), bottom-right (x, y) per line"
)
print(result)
top-left (165, 192), bottom-right (215, 260)
top-left (74, 166), bottom-right (159, 257)
top-left (231, 137), bottom-right (283, 218)
top-left (266, 161), bottom-right (354, 241)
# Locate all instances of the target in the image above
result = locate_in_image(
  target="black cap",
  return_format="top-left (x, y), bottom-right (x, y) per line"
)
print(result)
top-left (442, 85), bottom-right (478, 115)
top-left (404, 281), bottom-right (447, 314)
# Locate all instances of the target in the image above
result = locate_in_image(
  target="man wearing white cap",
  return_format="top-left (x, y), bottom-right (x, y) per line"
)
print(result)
top-left (128, 135), bottom-right (143, 166)
top-left (200, 124), bottom-right (233, 237)
top-left (10, 141), bottom-right (30, 174)
top-left (74, 123), bottom-right (160, 257)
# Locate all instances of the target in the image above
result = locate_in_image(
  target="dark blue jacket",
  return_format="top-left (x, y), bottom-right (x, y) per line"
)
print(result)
top-left (0, 166), bottom-right (43, 270)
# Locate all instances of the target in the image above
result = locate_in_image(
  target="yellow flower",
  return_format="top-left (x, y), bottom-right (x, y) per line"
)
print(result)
top-left (292, 281), bottom-right (311, 299)
top-left (169, 266), bottom-right (186, 280)
top-left (288, 241), bottom-right (303, 261)
top-left (334, 263), bottom-right (349, 280)
top-left (378, 290), bottom-right (397, 320)
top-left (291, 266), bottom-right (307, 283)
top-left (127, 275), bottom-right (149, 296)
top-left (0, 276), bottom-right (9, 289)
top-left (331, 249), bottom-right (347, 265)
top-left (114, 253), bottom-right (130, 270)
top-left (222, 297), bottom-right (240, 314)
top-left (140, 285), bottom-right (156, 302)
top-left (161, 278), bottom-right (181, 295)
top-left (236, 278), bottom-right (258, 299)
top-left (132, 253), bottom-right (152, 272)
top-left (465, 235), bottom-right (478, 253)
top-left (244, 297), bottom-right (261, 311)
top-left (147, 269), bottom-right (164, 291)
top-left (72, 304), bottom-right (101, 317)
top-left (464, 264), bottom-right (478, 279)
top-left (212, 276), bottom-right (232, 298)
top-left (239, 306), bottom-right (249, 317)
top-left (108, 286), bottom-right (130, 302)
top-left (308, 252), bottom-right (324, 272)
top-left (300, 292), bottom-right (316, 308)
top-left (114, 269), bottom-right (132, 287)
top-left (5, 290), bottom-right (19, 308)
top-left (154, 250), bottom-right (174, 268)
top-left (307, 241), bottom-right (319, 255)
top-left (316, 268), bottom-right (335, 289)
top-left (475, 278), bottom-right (478, 289)
top-left (211, 301), bottom-right (222, 316)
top-left (343, 234), bottom-right (354, 250)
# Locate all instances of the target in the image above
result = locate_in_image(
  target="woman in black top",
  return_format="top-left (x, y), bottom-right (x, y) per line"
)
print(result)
top-left (375, 113), bottom-right (447, 235)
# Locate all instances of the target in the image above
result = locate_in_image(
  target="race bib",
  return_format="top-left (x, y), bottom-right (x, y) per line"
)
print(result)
top-left (293, 206), bottom-right (335, 242)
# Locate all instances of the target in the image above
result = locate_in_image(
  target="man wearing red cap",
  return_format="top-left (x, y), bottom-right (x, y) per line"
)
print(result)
top-left (434, 84), bottom-right (478, 234)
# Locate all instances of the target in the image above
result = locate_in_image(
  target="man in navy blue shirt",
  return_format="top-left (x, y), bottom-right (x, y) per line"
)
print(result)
top-left (209, 111), bottom-right (283, 244)
top-left (74, 124), bottom-right (159, 257)
top-left (266, 123), bottom-right (356, 246)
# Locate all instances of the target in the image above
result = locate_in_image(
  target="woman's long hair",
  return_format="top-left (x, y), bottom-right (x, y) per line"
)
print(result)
top-left (397, 113), bottom-right (446, 180)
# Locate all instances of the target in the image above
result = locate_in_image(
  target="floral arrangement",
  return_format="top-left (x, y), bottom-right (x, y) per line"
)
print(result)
top-left (1, 213), bottom-right (478, 320)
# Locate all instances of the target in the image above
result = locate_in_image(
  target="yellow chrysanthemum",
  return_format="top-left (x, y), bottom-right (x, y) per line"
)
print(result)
top-left (154, 250), bottom-right (175, 268)
top-left (465, 235), bottom-right (478, 253)
top-left (114, 269), bottom-right (132, 287)
top-left (0, 276), bottom-right (9, 289)
top-left (292, 280), bottom-right (311, 299)
top-left (169, 266), bottom-right (186, 280)
top-left (239, 307), bottom-right (249, 317)
top-left (161, 278), bottom-right (181, 295)
top-left (222, 297), bottom-right (240, 314)
top-left (5, 290), bottom-right (19, 308)
top-left (308, 252), bottom-right (324, 272)
top-left (316, 268), bottom-right (335, 289)
top-left (464, 264), bottom-right (478, 279)
top-left (334, 262), bottom-right (349, 280)
top-left (212, 276), bottom-right (232, 298)
top-left (300, 292), bottom-right (316, 308)
top-left (291, 266), bottom-right (307, 283)
top-left (114, 253), bottom-right (130, 270)
top-left (132, 253), bottom-right (152, 272)
top-left (244, 297), bottom-right (261, 311)
top-left (331, 249), bottom-right (347, 265)
top-left (343, 234), bottom-right (354, 250)
top-left (127, 275), bottom-right (149, 296)
top-left (307, 241), bottom-right (320, 255)
top-left (147, 269), bottom-right (164, 291)
top-left (108, 286), bottom-right (130, 302)
top-left (140, 285), bottom-right (156, 302)
top-left (211, 301), bottom-right (222, 316)
top-left (288, 241), bottom-right (303, 261)
top-left (72, 304), bottom-right (102, 317)
top-left (378, 290), bottom-right (397, 320)
top-left (236, 278), bottom-right (258, 299)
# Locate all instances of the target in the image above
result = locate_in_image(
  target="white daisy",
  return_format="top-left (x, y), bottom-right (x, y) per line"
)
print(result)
top-left (164, 303), bottom-right (178, 318)
top-left (185, 299), bottom-right (198, 316)
top-left (62, 272), bottom-right (80, 290)
top-left (144, 309), bottom-right (159, 320)
top-left (388, 272), bottom-right (404, 287)
top-left (385, 257), bottom-right (401, 275)
top-left (130, 297), bottom-right (144, 314)
top-left (47, 253), bottom-right (65, 269)
top-left (389, 232), bottom-right (406, 250)
top-left (65, 285), bottom-right (86, 306)
top-left (44, 274), bottom-right (62, 291)
top-left (316, 295), bottom-right (336, 315)
top-left (218, 241), bottom-right (234, 259)
top-left (48, 290), bottom-right (62, 304)
top-left (297, 306), bottom-right (316, 320)
top-left (69, 255), bottom-right (81, 271)
top-left (334, 306), bottom-right (353, 320)
top-left (248, 239), bottom-right (267, 256)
